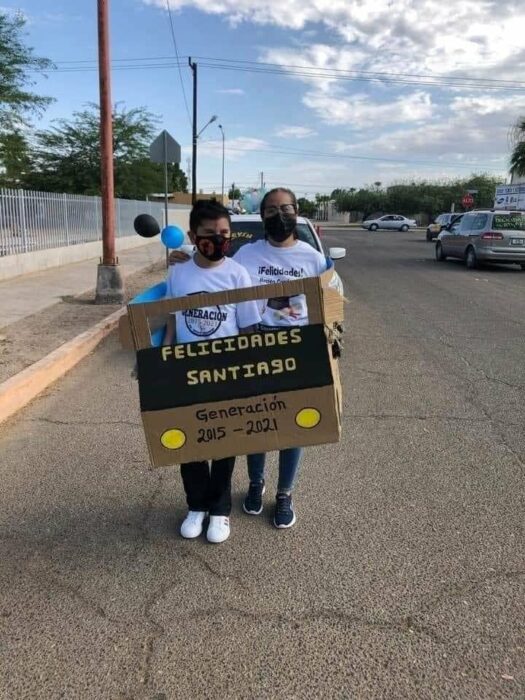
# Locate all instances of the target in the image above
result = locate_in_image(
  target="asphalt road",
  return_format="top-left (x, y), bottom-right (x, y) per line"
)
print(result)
top-left (1, 229), bottom-right (524, 699)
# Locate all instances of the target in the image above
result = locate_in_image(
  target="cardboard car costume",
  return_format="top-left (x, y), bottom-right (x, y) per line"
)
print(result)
top-left (120, 268), bottom-right (344, 468)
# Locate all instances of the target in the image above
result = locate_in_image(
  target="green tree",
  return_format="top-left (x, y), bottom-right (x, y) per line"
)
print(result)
top-left (333, 174), bottom-right (501, 222)
top-left (333, 187), bottom-right (387, 220)
top-left (510, 117), bottom-right (525, 177)
top-left (0, 10), bottom-right (53, 183)
top-left (228, 186), bottom-right (242, 200)
top-left (297, 197), bottom-right (317, 217)
top-left (0, 130), bottom-right (31, 186)
top-left (24, 103), bottom-right (183, 199)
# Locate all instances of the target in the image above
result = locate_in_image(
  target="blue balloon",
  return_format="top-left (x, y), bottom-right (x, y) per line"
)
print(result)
top-left (160, 225), bottom-right (185, 249)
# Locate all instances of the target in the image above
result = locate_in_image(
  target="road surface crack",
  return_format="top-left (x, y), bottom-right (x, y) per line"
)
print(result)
top-left (28, 417), bottom-right (141, 427)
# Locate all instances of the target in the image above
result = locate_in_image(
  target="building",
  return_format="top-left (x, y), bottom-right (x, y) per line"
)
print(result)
top-left (149, 192), bottom-right (230, 207)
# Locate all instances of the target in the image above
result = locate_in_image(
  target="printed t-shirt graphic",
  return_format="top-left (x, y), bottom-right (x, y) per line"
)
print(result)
top-left (234, 239), bottom-right (327, 328)
top-left (165, 257), bottom-right (261, 343)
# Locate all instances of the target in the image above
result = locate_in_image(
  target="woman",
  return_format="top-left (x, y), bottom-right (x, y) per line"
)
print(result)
top-left (233, 188), bottom-right (328, 528)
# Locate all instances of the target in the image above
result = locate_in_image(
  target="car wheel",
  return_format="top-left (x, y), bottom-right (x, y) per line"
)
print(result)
top-left (465, 246), bottom-right (478, 270)
top-left (400, 224), bottom-right (409, 232)
top-left (435, 243), bottom-right (447, 262)
top-left (426, 230), bottom-right (433, 241)
top-left (369, 224), bottom-right (378, 231)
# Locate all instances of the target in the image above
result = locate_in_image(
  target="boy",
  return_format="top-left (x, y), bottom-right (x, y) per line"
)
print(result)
top-left (164, 200), bottom-right (260, 544)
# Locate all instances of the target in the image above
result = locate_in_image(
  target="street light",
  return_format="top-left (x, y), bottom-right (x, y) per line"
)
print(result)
top-left (197, 114), bottom-right (218, 139)
top-left (218, 124), bottom-right (225, 201)
top-left (191, 113), bottom-right (218, 204)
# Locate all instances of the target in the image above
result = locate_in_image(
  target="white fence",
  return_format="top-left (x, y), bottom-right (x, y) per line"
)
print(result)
top-left (0, 189), bottom-right (171, 257)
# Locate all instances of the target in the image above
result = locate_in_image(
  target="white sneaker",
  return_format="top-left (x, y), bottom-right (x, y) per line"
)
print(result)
top-left (206, 516), bottom-right (230, 544)
top-left (180, 510), bottom-right (207, 539)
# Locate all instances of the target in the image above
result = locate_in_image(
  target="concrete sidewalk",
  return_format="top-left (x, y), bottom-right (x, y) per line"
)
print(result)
top-left (0, 240), bottom-right (165, 328)
top-left (0, 241), bottom-right (168, 424)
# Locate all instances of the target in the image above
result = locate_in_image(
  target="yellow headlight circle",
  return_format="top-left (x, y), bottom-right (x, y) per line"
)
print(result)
top-left (295, 408), bottom-right (321, 429)
top-left (161, 428), bottom-right (186, 450)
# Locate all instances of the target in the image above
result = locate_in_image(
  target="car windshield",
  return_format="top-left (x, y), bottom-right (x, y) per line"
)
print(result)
top-left (228, 220), bottom-right (320, 256)
top-left (493, 214), bottom-right (525, 231)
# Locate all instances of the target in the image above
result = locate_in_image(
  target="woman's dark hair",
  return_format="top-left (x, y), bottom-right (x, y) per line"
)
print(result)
top-left (189, 199), bottom-right (231, 232)
top-left (259, 187), bottom-right (298, 218)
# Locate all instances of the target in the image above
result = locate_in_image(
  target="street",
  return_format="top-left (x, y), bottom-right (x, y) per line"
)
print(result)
top-left (1, 228), bottom-right (524, 699)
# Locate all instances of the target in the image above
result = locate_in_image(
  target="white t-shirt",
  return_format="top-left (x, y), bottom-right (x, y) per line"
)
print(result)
top-left (234, 239), bottom-right (327, 328)
top-left (165, 257), bottom-right (261, 344)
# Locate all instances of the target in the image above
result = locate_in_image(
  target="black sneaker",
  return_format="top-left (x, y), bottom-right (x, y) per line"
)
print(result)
top-left (273, 493), bottom-right (296, 529)
top-left (243, 480), bottom-right (265, 515)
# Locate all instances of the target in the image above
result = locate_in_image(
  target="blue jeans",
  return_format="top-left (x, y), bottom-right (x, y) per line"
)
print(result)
top-left (247, 448), bottom-right (302, 493)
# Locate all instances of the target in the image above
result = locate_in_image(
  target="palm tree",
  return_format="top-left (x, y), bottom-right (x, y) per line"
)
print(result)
top-left (510, 117), bottom-right (525, 177)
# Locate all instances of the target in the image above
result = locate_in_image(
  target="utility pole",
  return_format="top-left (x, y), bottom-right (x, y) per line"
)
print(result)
top-left (189, 57), bottom-right (197, 205)
top-left (186, 157), bottom-right (191, 192)
top-left (218, 124), bottom-right (225, 202)
top-left (95, 0), bottom-right (123, 303)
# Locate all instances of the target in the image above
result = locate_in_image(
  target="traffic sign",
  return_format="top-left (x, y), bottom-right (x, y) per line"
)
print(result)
top-left (149, 130), bottom-right (181, 164)
top-left (462, 194), bottom-right (474, 208)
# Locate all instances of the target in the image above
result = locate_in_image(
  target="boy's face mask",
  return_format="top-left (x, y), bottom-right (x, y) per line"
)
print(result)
top-left (195, 234), bottom-right (230, 261)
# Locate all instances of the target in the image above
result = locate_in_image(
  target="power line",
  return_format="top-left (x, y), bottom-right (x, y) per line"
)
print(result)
top-left (43, 54), bottom-right (525, 91)
top-left (194, 142), bottom-right (506, 170)
top-left (32, 61), bottom-right (186, 73)
top-left (197, 62), bottom-right (525, 93)
top-left (165, 0), bottom-right (192, 127)
top-left (194, 55), bottom-right (525, 87)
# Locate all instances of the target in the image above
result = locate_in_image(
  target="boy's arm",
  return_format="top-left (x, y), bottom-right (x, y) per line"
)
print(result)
top-left (235, 268), bottom-right (262, 331)
top-left (163, 314), bottom-right (176, 345)
top-left (163, 269), bottom-right (178, 345)
top-left (239, 324), bottom-right (258, 334)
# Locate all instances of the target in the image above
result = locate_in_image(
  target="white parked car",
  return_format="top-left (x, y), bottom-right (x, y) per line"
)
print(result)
top-left (228, 214), bottom-right (346, 296)
top-left (362, 215), bottom-right (417, 232)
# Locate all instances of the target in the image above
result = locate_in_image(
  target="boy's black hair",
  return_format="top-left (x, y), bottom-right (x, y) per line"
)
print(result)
top-left (189, 198), bottom-right (231, 232)
top-left (259, 187), bottom-right (298, 218)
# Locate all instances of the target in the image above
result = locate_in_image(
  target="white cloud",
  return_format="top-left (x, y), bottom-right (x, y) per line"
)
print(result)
top-left (149, 1), bottom-right (525, 80)
top-left (147, 0), bottom-right (525, 186)
top-left (303, 89), bottom-right (434, 128)
top-left (216, 88), bottom-right (245, 95)
top-left (182, 136), bottom-right (268, 161)
top-left (276, 125), bottom-right (318, 139)
top-left (337, 93), bottom-right (525, 164)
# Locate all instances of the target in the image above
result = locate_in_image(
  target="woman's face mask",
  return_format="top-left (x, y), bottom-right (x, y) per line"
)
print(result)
top-left (263, 208), bottom-right (297, 242)
top-left (194, 234), bottom-right (230, 261)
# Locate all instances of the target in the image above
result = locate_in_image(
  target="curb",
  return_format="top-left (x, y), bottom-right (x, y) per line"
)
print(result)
top-left (0, 307), bottom-right (127, 425)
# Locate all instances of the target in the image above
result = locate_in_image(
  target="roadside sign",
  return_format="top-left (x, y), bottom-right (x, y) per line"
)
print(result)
top-left (149, 130), bottom-right (181, 164)
top-left (149, 130), bottom-right (181, 264)
top-left (462, 194), bottom-right (474, 208)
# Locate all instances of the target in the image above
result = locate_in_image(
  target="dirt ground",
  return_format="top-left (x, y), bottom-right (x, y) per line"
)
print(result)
top-left (0, 262), bottom-right (166, 384)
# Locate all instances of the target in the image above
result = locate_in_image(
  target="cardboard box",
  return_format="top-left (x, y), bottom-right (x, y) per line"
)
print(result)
top-left (120, 271), bottom-right (343, 467)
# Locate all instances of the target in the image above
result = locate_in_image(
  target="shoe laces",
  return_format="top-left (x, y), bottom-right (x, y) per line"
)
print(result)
top-left (248, 481), bottom-right (263, 498)
top-left (276, 493), bottom-right (291, 513)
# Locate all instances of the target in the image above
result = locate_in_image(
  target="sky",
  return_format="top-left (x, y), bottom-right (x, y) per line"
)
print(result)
top-left (3, 0), bottom-right (525, 197)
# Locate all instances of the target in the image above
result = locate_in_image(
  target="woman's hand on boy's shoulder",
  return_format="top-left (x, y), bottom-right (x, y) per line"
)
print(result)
top-left (168, 250), bottom-right (191, 265)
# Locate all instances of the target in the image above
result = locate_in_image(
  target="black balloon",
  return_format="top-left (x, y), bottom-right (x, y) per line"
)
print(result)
top-left (134, 213), bottom-right (160, 238)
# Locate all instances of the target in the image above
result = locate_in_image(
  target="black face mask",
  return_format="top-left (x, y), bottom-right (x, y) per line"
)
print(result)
top-left (264, 212), bottom-right (297, 242)
top-left (195, 234), bottom-right (230, 261)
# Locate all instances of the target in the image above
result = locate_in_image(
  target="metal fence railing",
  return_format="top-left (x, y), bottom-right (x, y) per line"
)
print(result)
top-left (0, 188), bottom-right (174, 257)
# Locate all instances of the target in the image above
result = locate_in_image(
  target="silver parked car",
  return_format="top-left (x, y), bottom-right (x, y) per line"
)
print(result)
top-left (426, 212), bottom-right (460, 241)
top-left (362, 215), bottom-right (417, 232)
top-left (435, 209), bottom-right (525, 270)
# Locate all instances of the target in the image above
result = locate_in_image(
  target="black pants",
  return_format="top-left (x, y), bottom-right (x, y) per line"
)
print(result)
top-left (180, 457), bottom-right (235, 516)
